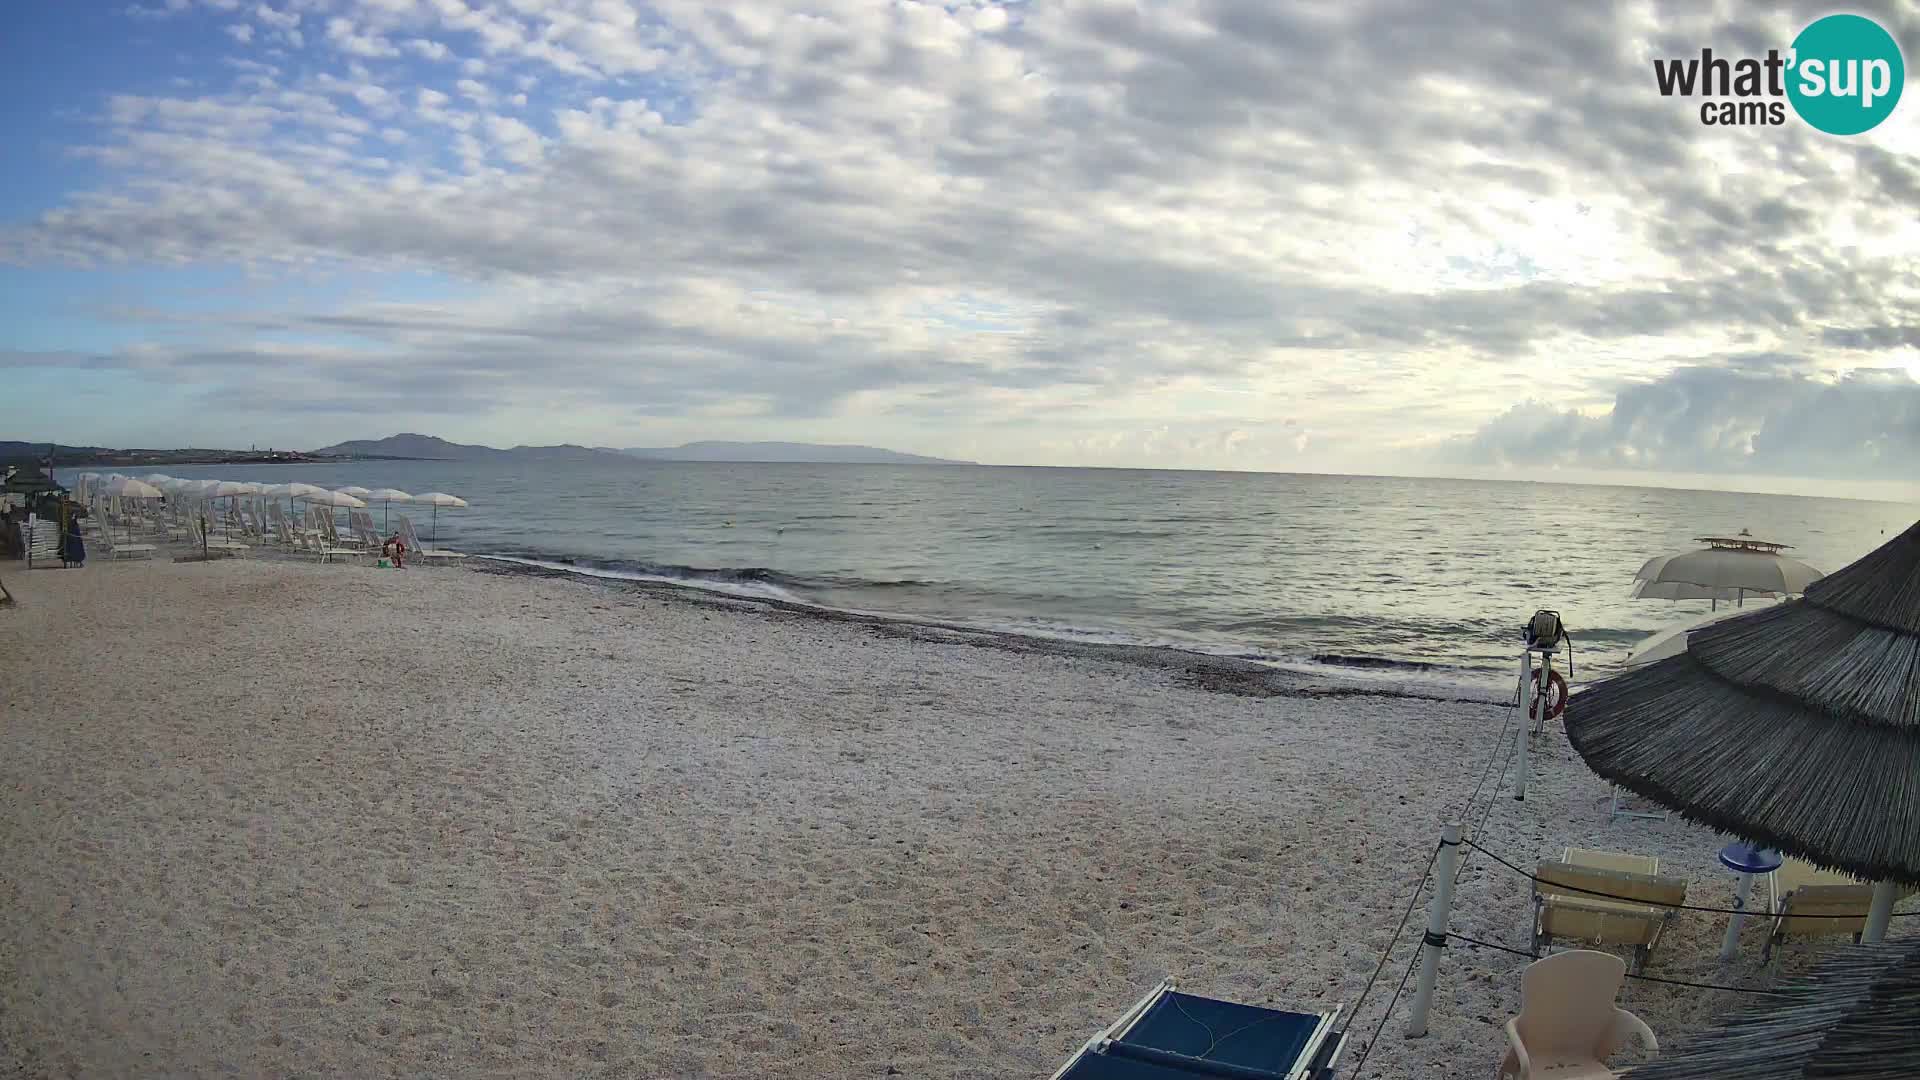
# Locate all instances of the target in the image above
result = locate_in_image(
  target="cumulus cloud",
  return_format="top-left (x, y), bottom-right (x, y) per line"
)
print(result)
top-left (1447, 367), bottom-right (1920, 479)
top-left (3, 0), bottom-right (1919, 478)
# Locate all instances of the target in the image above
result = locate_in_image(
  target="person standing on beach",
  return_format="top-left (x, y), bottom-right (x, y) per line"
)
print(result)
top-left (61, 506), bottom-right (86, 568)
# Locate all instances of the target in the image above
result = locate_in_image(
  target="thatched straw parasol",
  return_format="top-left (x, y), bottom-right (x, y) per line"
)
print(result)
top-left (1568, 519), bottom-right (1920, 894)
top-left (1620, 939), bottom-right (1920, 1080)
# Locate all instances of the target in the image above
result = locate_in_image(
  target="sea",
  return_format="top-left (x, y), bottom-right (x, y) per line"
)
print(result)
top-left (66, 461), bottom-right (1917, 693)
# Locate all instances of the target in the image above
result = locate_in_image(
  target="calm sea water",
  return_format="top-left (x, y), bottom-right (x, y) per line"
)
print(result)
top-left (71, 461), bottom-right (1917, 690)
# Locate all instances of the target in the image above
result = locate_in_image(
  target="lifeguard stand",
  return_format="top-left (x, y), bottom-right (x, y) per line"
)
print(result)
top-left (1514, 610), bottom-right (1569, 801)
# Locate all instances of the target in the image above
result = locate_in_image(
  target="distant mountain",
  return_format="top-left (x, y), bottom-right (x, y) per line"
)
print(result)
top-left (315, 434), bottom-right (970, 465)
top-left (0, 440), bottom-right (111, 463)
top-left (622, 441), bottom-right (971, 465)
top-left (312, 434), bottom-right (629, 463)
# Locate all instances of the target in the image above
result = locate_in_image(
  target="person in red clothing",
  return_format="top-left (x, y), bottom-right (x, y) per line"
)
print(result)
top-left (381, 532), bottom-right (407, 568)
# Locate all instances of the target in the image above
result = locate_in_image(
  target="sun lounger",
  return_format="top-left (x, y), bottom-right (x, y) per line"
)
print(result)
top-left (191, 516), bottom-right (248, 557)
top-left (1531, 848), bottom-right (1686, 973)
top-left (1496, 951), bottom-right (1655, 1080)
top-left (306, 509), bottom-right (362, 564)
top-left (398, 514), bottom-right (465, 561)
top-left (348, 509), bottom-right (383, 550)
top-left (1049, 979), bottom-right (1345, 1080)
top-left (1761, 857), bottom-right (1904, 963)
top-left (102, 532), bottom-right (157, 560)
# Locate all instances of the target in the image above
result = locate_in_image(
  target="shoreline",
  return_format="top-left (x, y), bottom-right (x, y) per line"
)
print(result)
top-left (465, 556), bottom-right (1514, 707)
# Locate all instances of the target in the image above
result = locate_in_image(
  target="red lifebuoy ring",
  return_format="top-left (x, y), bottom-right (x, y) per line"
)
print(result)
top-left (1530, 669), bottom-right (1568, 722)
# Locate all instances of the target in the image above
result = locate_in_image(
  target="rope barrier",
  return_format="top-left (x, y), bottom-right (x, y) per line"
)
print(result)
top-left (1457, 723), bottom-right (1521, 882)
top-left (1340, 839), bottom-right (1443, 1034)
top-left (1463, 838), bottom-right (1918, 919)
top-left (1625, 971), bottom-right (1790, 997)
top-left (1456, 698), bottom-right (1519, 827)
top-left (1444, 933), bottom-right (1790, 997)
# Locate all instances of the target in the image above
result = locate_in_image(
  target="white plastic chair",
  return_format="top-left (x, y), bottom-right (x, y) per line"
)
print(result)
top-left (1497, 950), bottom-right (1655, 1080)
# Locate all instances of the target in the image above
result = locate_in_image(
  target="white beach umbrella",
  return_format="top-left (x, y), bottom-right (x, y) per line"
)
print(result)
top-left (102, 476), bottom-right (164, 499)
top-left (412, 492), bottom-right (467, 543)
top-left (139, 473), bottom-right (174, 486)
top-left (336, 486), bottom-right (372, 498)
top-left (1633, 532), bottom-right (1822, 610)
top-left (304, 489), bottom-right (367, 541)
top-left (364, 488), bottom-right (413, 530)
top-left (255, 478), bottom-right (318, 530)
top-left (1629, 579), bottom-right (1745, 602)
top-left (1621, 608), bottom-right (1752, 668)
top-left (262, 481), bottom-right (332, 516)
top-left (203, 481), bottom-right (260, 538)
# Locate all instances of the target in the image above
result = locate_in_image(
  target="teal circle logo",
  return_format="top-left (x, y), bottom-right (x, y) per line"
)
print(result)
top-left (1787, 14), bottom-right (1905, 135)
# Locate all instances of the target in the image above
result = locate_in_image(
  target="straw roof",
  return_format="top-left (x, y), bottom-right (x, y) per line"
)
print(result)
top-left (1621, 938), bottom-right (1920, 1080)
top-left (1568, 519), bottom-right (1920, 884)
top-left (1, 462), bottom-right (63, 497)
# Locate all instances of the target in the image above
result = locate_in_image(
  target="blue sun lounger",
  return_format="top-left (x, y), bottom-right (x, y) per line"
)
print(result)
top-left (1050, 979), bottom-right (1346, 1080)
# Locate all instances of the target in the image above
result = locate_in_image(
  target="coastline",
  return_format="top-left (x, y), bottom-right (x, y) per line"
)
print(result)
top-left (1, 557), bottom-right (1884, 1078)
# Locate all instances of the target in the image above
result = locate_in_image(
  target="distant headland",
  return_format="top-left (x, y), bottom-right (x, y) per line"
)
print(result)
top-left (1, 434), bottom-right (973, 467)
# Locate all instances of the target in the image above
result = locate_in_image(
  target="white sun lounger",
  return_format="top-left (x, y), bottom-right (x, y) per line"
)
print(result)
top-left (103, 532), bottom-right (157, 560)
top-left (398, 514), bottom-right (465, 561)
top-left (309, 508), bottom-right (362, 564)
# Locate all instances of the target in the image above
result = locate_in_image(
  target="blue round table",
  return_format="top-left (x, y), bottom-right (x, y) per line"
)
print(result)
top-left (1718, 842), bottom-right (1783, 960)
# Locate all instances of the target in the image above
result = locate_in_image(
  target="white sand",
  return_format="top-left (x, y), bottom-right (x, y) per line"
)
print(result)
top-left (0, 558), bottom-right (1872, 1078)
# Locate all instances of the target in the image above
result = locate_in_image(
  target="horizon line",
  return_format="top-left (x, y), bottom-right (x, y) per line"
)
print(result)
top-left (15, 436), bottom-right (1918, 507)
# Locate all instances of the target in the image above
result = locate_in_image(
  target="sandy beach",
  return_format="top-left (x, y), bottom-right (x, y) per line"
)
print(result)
top-left (0, 558), bottom-right (1880, 1078)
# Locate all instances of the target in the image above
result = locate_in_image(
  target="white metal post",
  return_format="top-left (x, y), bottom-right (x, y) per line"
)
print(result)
top-left (1514, 651), bottom-right (1531, 801)
top-left (1406, 823), bottom-right (1462, 1038)
top-left (1719, 871), bottom-right (1755, 961)
top-left (1864, 881), bottom-right (1898, 943)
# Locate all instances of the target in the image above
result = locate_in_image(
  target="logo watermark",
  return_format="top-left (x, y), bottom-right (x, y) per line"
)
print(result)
top-left (1653, 12), bottom-right (1904, 134)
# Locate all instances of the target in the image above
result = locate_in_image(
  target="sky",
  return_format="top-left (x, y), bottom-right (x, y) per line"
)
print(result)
top-left (2, 0), bottom-right (1919, 499)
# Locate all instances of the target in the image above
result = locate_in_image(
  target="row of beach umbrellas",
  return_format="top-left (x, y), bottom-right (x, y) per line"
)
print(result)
top-left (72, 473), bottom-right (469, 540)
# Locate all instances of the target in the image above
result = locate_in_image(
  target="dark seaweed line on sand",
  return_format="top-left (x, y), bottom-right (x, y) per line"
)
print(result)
top-left (466, 558), bottom-right (1505, 707)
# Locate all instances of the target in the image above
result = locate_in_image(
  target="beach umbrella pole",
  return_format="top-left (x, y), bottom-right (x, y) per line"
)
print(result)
top-left (1405, 822), bottom-right (1461, 1038)
top-left (1864, 882), bottom-right (1897, 943)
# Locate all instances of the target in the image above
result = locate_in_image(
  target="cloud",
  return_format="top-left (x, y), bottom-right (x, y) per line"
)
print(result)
top-left (3, 0), bottom-right (1919, 476)
top-left (325, 15), bottom-right (399, 57)
top-left (1446, 366), bottom-right (1920, 479)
